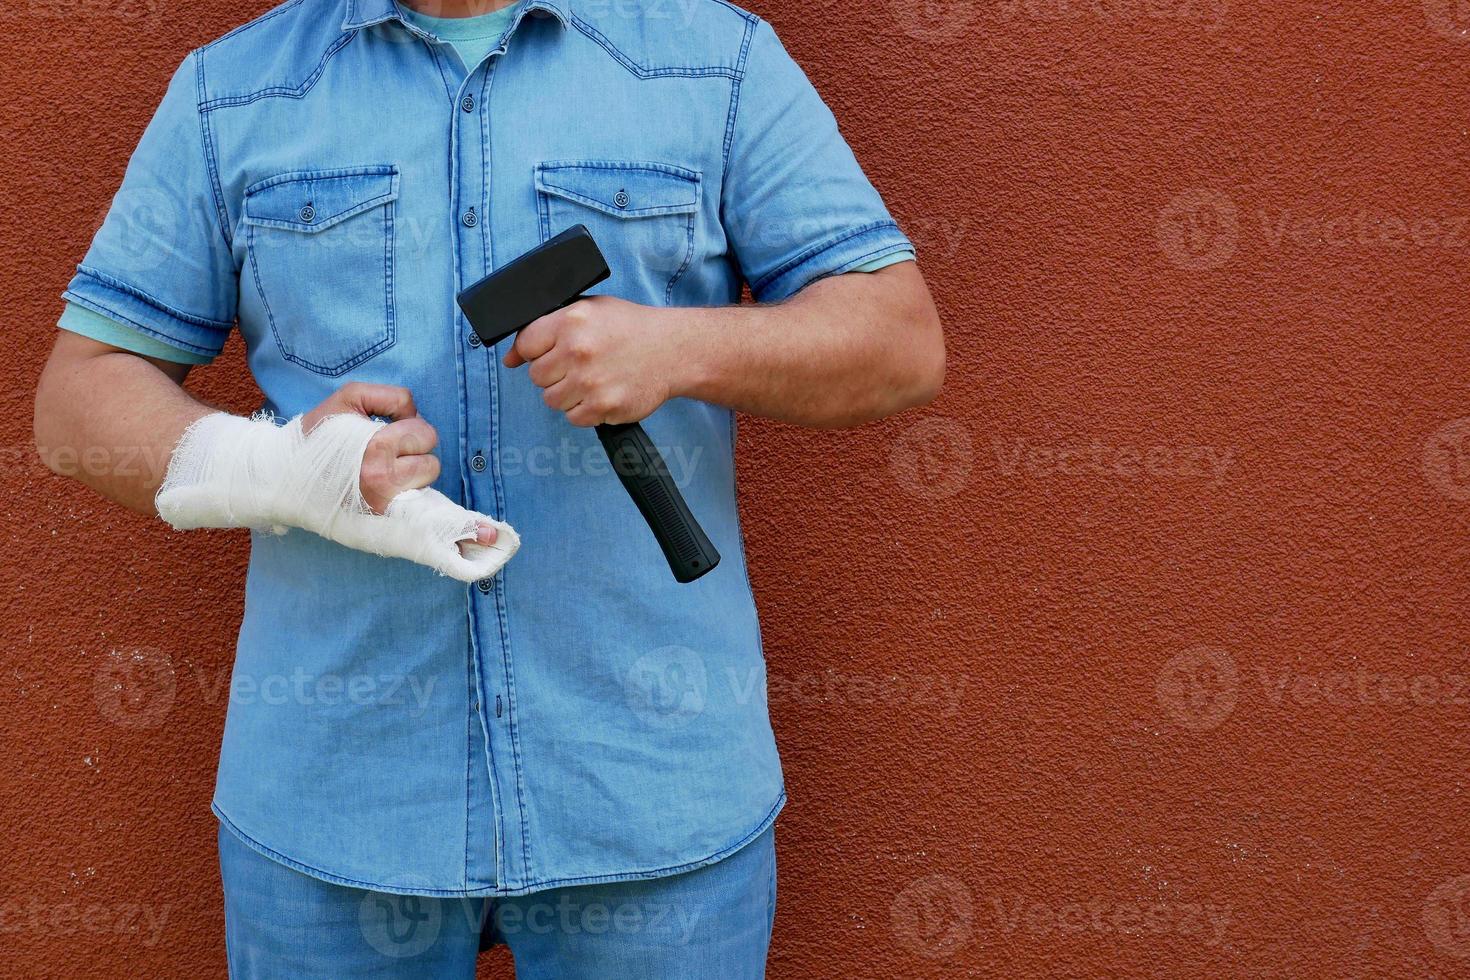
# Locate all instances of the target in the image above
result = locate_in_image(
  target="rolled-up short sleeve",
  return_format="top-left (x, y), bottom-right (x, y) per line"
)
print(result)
top-left (62, 51), bottom-right (236, 361)
top-left (721, 19), bottom-right (914, 303)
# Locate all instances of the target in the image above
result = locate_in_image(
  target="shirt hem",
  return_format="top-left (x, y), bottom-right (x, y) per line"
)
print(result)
top-left (212, 788), bottom-right (786, 898)
top-left (58, 303), bottom-right (213, 365)
top-left (63, 267), bottom-right (230, 359)
top-left (750, 221), bottom-right (914, 303)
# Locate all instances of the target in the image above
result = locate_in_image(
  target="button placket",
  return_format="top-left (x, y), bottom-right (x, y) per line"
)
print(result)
top-left (472, 52), bottom-right (530, 892)
top-left (445, 47), bottom-right (530, 891)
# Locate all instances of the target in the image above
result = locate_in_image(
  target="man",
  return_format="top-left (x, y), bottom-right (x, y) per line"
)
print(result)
top-left (33, 0), bottom-right (944, 975)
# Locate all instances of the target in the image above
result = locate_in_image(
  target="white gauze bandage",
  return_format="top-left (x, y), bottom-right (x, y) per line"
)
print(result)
top-left (156, 412), bottom-right (520, 582)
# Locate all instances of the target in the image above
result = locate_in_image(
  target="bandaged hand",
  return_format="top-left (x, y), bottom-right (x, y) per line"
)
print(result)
top-left (155, 383), bottom-right (519, 582)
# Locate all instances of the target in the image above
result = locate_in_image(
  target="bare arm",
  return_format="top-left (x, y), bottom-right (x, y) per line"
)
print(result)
top-left (675, 262), bottom-right (944, 427)
top-left (33, 331), bottom-right (212, 514)
top-left (506, 262), bottom-right (946, 429)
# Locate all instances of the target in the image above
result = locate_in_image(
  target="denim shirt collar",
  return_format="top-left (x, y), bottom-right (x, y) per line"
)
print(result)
top-left (341, 0), bottom-right (570, 32)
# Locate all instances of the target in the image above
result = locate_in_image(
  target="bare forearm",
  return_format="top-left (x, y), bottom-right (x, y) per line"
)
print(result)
top-left (669, 263), bottom-right (945, 428)
top-left (34, 333), bottom-right (213, 515)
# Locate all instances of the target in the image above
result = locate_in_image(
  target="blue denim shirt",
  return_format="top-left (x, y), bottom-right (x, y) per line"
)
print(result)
top-left (66, 0), bottom-right (913, 897)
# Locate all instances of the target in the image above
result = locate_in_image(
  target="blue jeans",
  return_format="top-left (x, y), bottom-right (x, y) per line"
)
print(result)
top-left (218, 823), bottom-right (776, 978)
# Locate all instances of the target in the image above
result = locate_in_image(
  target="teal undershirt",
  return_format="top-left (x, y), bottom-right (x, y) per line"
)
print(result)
top-left (59, 303), bottom-right (214, 364)
top-left (400, 2), bottom-right (518, 72)
top-left (61, 3), bottom-right (914, 364)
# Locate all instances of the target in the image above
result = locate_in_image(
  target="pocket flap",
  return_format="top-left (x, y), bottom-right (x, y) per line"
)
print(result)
top-left (535, 162), bottom-right (699, 218)
top-left (244, 166), bottom-right (399, 233)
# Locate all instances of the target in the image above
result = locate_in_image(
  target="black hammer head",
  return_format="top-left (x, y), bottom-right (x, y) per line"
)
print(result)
top-left (456, 224), bottom-right (611, 348)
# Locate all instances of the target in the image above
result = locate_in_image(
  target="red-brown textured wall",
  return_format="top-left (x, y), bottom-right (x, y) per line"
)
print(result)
top-left (4, 0), bottom-right (1470, 976)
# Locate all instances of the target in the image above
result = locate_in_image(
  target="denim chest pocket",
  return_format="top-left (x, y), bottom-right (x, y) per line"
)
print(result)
top-left (243, 166), bottom-right (399, 376)
top-left (535, 161), bottom-right (700, 303)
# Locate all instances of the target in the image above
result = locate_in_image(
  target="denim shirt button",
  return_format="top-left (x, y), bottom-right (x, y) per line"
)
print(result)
top-left (471, 453), bottom-right (487, 472)
top-left (476, 578), bottom-right (493, 595)
top-left (467, 332), bottom-right (482, 348)
top-left (461, 94), bottom-right (475, 112)
top-left (612, 190), bottom-right (629, 209)
top-left (462, 207), bottom-right (477, 227)
top-left (299, 204), bottom-right (315, 223)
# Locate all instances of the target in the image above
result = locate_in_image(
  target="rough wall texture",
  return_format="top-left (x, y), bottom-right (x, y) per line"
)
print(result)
top-left (4, 0), bottom-right (1470, 976)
